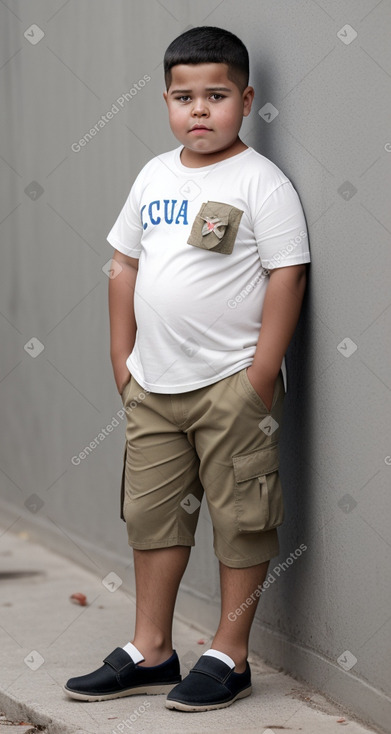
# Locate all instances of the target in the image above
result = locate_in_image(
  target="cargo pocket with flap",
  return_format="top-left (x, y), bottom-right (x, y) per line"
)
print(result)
top-left (232, 442), bottom-right (284, 533)
top-left (187, 201), bottom-right (243, 255)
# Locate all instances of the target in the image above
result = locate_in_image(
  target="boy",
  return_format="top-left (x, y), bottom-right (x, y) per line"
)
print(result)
top-left (65, 26), bottom-right (310, 711)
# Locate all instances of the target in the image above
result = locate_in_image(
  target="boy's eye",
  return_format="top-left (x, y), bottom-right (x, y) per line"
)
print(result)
top-left (174, 93), bottom-right (225, 103)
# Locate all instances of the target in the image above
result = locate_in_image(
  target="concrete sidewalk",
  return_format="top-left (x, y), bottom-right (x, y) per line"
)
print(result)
top-left (0, 525), bottom-right (382, 734)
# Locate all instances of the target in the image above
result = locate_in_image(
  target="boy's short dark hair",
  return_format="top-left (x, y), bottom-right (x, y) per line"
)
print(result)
top-left (164, 26), bottom-right (249, 92)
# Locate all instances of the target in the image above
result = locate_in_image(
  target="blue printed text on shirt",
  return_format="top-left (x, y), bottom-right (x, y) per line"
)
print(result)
top-left (141, 199), bottom-right (188, 229)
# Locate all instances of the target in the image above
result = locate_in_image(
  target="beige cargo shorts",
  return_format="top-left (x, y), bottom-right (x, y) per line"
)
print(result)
top-left (119, 367), bottom-right (285, 568)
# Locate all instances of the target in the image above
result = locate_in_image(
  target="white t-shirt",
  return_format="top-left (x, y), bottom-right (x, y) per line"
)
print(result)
top-left (107, 146), bottom-right (311, 394)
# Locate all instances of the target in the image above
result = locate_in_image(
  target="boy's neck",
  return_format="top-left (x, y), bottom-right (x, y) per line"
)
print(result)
top-left (180, 138), bottom-right (248, 168)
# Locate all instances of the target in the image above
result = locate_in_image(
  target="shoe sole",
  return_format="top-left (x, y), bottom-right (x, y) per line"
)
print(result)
top-left (165, 685), bottom-right (252, 711)
top-left (64, 682), bottom-right (179, 701)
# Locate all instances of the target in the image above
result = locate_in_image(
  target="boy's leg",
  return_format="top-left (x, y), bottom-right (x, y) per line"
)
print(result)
top-left (119, 375), bottom-right (203, 665)
top-left (211, 560), bottom-right (269, 673)
top-left (132, 545), bottom-right (191, 666)
top-left (64, 544), bottom-right (188, 700)
top-left (165, 559), bottom-right (266, 711)
top-left (166, 369), bottom-right (285, 710)
top-left (65, 379), bottom-right (204, 701)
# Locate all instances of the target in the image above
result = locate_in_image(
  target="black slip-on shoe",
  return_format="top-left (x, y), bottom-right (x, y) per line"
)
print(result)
top-left (165, 654), bottom-right (252, 711)
top-left (64, 647), bottom-right (181, 701)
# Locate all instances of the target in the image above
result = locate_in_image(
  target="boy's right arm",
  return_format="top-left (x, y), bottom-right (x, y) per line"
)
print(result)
top-left (108, 249), bottom-right (138, 396)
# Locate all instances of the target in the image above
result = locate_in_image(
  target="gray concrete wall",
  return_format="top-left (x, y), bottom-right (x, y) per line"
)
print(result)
top-left (1, 1), bottom-right (390, 731)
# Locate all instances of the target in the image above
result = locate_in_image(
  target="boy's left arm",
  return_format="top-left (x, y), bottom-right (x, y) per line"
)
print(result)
top-left (246, 264), bottom-right (307, 411)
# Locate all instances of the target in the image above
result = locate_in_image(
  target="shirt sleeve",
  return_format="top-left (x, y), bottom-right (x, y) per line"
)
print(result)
top-left (254, 181), bottom-right (311, 269)
top-left (106, 178), bottom-right (143, 258)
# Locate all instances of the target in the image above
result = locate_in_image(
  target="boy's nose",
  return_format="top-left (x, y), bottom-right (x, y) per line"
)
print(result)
top-left (191, 99), bottom-right (209, 116)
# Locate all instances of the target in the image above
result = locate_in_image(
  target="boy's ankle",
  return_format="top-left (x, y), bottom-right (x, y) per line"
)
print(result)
top-left (131, 638), bottom-right (174, 667)
top-left (209, 642), bottom-right (248, 673)
top-left (137, 649), bottom-right (174, 667)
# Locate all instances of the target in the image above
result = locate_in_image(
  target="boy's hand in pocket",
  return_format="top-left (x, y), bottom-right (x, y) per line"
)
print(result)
top-left (246, 365), bottom-right (276, 412)
top-left (115, 366), bottom-right (131, 397)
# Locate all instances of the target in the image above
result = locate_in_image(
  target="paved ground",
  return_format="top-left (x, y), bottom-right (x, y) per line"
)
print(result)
top-left (0, 525), bottom-right (382, 734)
top-left (0, 711), bottom-right (39, 733)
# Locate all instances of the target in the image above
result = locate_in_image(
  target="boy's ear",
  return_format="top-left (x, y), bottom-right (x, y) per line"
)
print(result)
top-left (163, 91), bottom-right (168, 105)
top-left (242, 86), bottom-right (255, 117)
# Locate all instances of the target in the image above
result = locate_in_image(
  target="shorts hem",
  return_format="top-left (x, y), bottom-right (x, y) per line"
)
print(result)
top-left (127, 536), bottom-right (195, 551)
top-left (214, 540), bottom-right (280, 568)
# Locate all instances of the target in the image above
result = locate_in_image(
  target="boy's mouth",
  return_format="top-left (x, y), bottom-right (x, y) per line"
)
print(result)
top-left (190, 124), bottom-right (212, 133)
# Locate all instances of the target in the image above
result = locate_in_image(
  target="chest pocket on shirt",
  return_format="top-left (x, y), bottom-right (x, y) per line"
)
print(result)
top-left (187, 201), bottom-right (244, 255)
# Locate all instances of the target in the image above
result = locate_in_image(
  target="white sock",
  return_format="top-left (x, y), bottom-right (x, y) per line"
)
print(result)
top-left (122, 642), bottom-right (145, 663)
top-left (202, 648), bottom-right (235, 669)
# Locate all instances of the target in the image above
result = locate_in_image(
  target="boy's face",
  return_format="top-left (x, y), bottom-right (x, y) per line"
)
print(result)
top-left (163, 63), bottom-right (254, 165)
